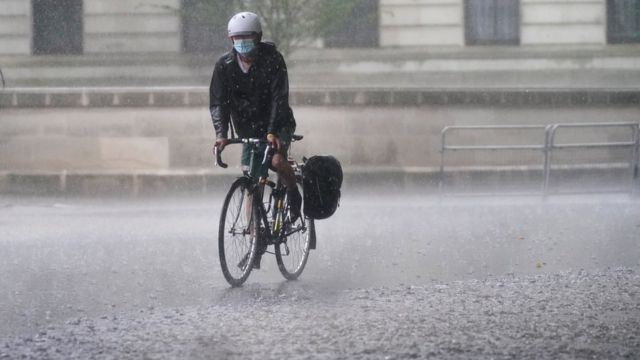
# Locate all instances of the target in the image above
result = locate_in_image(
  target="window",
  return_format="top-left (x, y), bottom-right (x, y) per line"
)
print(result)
top-left (607, 0), bottom-right (640, 43)
top-left (181, 0), bottom-right (233, 54)
top-left (465, 0), bottom-right (520, 45)
top-left (32, 0), bottom-right (83, 55)
top-left (324, 0), bottom-right (379, 48)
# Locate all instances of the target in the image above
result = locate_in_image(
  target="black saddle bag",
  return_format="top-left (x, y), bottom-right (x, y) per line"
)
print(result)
top-left (302, 155), bottom-right (342, 220)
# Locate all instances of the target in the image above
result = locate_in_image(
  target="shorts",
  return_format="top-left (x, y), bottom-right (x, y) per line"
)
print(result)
top-left (241, 129), bottom-right (292, 178)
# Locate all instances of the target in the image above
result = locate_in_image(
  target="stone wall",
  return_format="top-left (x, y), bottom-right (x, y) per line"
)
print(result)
top-left (1, 88), bottom-right (638, 194)
top-left (1, 90), bottom-right (638, 172)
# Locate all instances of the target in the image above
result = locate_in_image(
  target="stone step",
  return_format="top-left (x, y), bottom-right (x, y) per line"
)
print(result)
top-left (1, 45), bottom-right (639, 88)
top-left (1, 165), bottom-right (636, 196)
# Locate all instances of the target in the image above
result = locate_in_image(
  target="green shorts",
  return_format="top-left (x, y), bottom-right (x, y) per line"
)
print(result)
top-left (241, 129), bottom-right (291, 177)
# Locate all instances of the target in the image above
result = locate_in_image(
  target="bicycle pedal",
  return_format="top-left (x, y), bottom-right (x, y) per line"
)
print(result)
top-left (280, 243), bottom-right (290, 256)
top-left (252, 255), bottom-right (261, 270)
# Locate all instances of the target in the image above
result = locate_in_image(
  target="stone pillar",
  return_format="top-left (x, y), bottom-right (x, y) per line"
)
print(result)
top-left (379, 0), bottom-right (464, 47)
top-left (521, 0), bottom-right (606, 45)
top-left (84, 0), bottom-right (181, 53)
top-left (0, 0), bottom-right (31, 55)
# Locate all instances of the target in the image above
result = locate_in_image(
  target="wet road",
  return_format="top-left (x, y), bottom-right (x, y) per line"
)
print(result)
top-left (1, 189), bottom-right (639, 358)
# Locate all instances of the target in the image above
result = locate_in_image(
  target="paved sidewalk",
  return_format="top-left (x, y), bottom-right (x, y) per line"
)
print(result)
top-left (1, 165), bottom-right (637, 196)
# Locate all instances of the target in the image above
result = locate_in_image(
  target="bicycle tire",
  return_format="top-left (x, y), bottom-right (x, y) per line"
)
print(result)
top-left (219, 177), bottom-right (259, 287)
top-left (275, 182), bottom-right (314, 280)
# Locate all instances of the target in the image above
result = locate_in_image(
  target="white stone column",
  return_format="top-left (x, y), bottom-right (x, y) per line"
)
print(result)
top-left (520, 0), bottom-right (606, 45)
top-left (84, 0), bottom-right (181, 53)
top-left (379, 0), bottom-right (465, 47)
top-left (0, 0), bottom-right (31, 55)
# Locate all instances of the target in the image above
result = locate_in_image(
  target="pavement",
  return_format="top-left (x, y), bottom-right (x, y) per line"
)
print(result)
top-left (0, 191), bottom-right (639, 358)
top-left (3, 268), bottom-right (639, 359)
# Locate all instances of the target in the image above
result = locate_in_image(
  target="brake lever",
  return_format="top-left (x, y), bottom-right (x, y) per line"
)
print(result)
top-left (213, 145), bottom-right (228, 168)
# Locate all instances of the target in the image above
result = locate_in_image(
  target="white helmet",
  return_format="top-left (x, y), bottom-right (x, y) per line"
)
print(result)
top-left (227, 12), bottom-right (262, 37)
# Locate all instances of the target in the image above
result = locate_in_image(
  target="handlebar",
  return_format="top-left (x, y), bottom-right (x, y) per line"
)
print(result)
top-left (213, 135), bottom-right (304, 168)
top-left (213, 145), bottom-right (227, 168)
top-left (213, 138), bottom-right (267, 168)
top-left (214, 139), bottom-right (250, 168)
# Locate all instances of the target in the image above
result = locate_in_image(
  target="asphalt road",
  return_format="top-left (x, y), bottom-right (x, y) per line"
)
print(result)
top-left (1, 189), bottom-right (639, 358)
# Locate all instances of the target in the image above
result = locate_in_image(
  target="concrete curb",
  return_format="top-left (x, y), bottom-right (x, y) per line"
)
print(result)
top-left (0, 168), bottom-right (437, 196)
top-left (1, 87), bottom-right (640, 109)
top-left (1, 166), bottom-right (636, 196)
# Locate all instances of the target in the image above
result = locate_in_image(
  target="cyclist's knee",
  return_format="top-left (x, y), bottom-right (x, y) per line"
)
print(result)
top-left (271, 153), bottom-right (285, 169)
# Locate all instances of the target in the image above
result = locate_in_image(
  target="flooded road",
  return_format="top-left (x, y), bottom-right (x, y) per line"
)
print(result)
top-left (1, 190), bottom-right (639, 358)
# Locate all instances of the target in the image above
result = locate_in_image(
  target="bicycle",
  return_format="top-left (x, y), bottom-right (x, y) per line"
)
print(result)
top-left (214, 135), bottom-right (315, 287)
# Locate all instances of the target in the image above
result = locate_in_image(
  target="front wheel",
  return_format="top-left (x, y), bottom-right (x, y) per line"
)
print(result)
top-left (219, 177), bottom-right (258, 287)
top-left (275, 185), bottom-right (314, 280)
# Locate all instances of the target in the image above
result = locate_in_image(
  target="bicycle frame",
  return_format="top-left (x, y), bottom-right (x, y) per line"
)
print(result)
top-left (215, 138), bottom-right (305, 248)
top-left (256, 183), bottom-right (294, 246)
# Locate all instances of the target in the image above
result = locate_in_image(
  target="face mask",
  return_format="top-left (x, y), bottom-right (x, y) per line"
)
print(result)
top-left (233, 39), bottom-right (255, 55)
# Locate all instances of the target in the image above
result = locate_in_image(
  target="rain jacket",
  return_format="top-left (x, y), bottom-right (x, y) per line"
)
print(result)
top-left (209, 42), bottom-right (296, 139)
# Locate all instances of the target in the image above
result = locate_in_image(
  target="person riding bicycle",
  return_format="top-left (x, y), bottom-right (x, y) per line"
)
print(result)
top-left (210, 12), bottom-right (302, 267)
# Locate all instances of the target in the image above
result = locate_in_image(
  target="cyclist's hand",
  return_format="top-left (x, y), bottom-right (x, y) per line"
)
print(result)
top-left (215, 138), bottom-right (228, 151)
top-left (267, 133), bottom-right (280, 151)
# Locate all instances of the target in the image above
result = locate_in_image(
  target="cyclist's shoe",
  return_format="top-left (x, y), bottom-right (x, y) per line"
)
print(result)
top-left (288, 187), bottom-right (302, 223)
top-left (252, 243), bottom-right (267, 270)
top-left (252, 253), bottom-right (262, 269)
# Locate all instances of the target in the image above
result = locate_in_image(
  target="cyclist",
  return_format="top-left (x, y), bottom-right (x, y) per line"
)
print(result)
top-left (210, 11), bottom-right (302, 268)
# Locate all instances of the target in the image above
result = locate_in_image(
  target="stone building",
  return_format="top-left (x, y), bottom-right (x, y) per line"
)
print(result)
top-left (1, 0), bottom-right (638, 194)
top-left (381, 0), bottom-right (639, 47)
top-left (1, 0), bottom-right (638, 56)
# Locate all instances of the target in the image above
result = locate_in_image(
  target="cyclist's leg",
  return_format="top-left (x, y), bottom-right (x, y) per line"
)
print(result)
top-left (241, 144), bottom-right (267, 269)
top-left (240, 144), bottom-right (257, 228)
top-left (271, 129), bottom-right (293, 182)
top-left (241, 143), bottom-right (261, 177)
top-left (271, 129), bottom-right (301, 220)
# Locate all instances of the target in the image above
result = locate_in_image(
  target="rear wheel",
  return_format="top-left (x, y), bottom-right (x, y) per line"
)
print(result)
top-left (219, 177), bottom-right (258, 287)
top-left (275, 184), bottom-right (313, 280)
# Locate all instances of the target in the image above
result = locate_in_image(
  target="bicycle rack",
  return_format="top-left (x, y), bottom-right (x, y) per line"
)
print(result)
top-left (439, 122), bottom-right (640, 195)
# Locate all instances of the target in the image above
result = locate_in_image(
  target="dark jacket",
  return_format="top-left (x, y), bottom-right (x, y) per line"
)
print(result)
top-left (209, 42), bottom-right (295, 139)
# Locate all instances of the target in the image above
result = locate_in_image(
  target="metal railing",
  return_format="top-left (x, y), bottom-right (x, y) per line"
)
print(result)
top-left (543, 122), bottom-right (639, 194)
top-left (440, 122), bottom-right (640, 195)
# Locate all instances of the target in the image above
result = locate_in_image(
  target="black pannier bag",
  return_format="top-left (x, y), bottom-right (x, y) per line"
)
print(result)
top-left (302, 155), bottom-right (343, 220)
